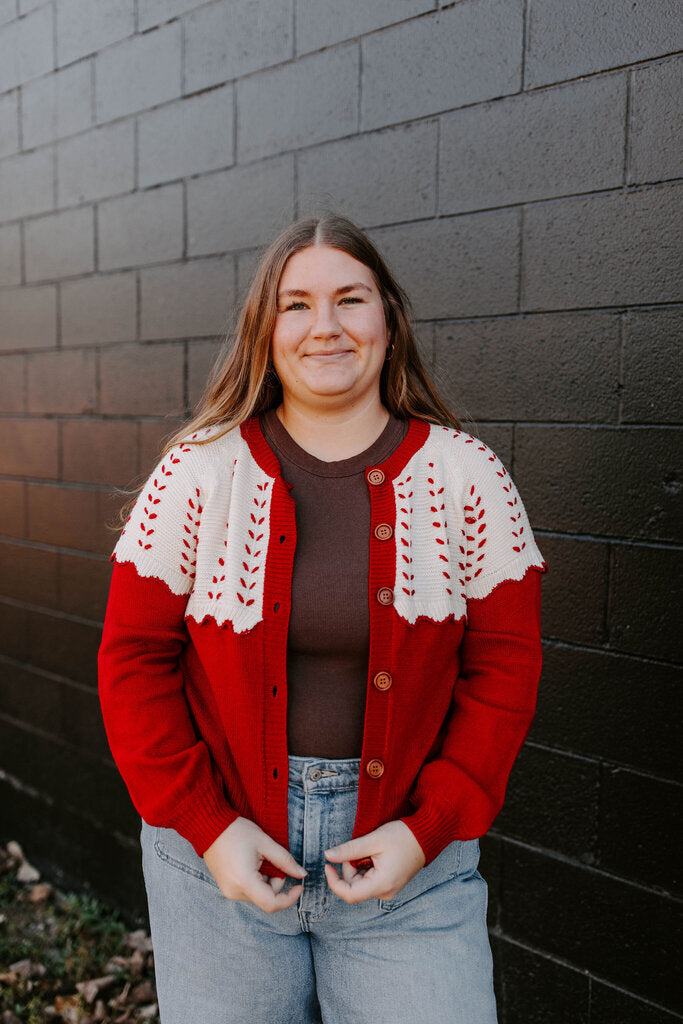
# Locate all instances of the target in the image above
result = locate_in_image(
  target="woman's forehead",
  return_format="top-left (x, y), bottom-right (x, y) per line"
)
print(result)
top-left (278, 245), bottom-right (375, 290)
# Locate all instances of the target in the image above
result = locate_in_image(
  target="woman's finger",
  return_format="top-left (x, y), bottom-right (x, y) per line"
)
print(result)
top-left (341, 860), bottom-right (359, 884)
top-left (259, 838), bottom-right (308, 880)
top-left (324, 862), bottom-right (380, 904)
top-left (249, 879), bottom-right (304, 913)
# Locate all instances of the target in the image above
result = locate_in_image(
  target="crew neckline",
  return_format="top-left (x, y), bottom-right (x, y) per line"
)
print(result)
top-left (259, 406), bottom-right (408, 478)
top-left (240, 409), bottom-right (431, 486)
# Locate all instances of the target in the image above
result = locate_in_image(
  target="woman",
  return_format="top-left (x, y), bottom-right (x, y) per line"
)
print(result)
top-left (98, 214), bottom-right (547, 1023)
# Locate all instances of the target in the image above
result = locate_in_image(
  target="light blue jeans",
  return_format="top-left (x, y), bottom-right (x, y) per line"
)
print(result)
top-left (140, 754), bottom-right (498, 1023)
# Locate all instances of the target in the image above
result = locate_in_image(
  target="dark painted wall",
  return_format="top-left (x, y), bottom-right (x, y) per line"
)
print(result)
top-left (0, 1), bottom-right (681, 1020)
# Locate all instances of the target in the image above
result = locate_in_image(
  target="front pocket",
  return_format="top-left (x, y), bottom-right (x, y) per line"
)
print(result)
top-left (378, 837), bottom-right (479, 912)
top-left (152, 824), bottom-right (220, 890)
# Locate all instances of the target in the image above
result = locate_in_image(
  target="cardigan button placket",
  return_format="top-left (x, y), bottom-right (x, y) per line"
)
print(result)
top-left (373, 522), bottom-right (393, 540)
top-left (263, 476), bottom-right (298, 846)
top-left (373, 671), bottom-right (392, 691)
top-left (357, 450), bottom-right (396, 834)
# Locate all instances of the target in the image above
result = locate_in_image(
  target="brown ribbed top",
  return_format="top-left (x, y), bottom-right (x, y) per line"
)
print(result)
top-left (259, 406), bottom-right (409, 757)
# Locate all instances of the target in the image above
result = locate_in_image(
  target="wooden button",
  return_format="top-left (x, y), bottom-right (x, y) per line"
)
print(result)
top-left (374, 523), bottom-right (393, 541)
top-left (367, 468), bottom-right (385, 486)
top-left (376, 587), bottom-right (394, 606)
top-left (366, 758), bottom-right (385, 778)
top-left (373, 671), bottom-right (393, 691)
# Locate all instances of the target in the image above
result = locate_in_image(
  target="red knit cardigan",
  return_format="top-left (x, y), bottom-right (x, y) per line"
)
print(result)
top-left (98, 414), bottom-right (547, 877)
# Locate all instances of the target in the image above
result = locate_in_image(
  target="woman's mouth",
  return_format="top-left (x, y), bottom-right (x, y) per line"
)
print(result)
top-left (305, 350), bottom-right (352, 361)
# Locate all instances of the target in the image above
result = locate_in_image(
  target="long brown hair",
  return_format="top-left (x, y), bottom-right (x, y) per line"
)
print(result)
top-left (117, 214), bottom-right (460, 524)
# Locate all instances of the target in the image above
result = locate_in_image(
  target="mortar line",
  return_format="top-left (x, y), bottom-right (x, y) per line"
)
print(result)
top-left (492, 831), bottom-right (683, 899)
top-left (517, 205), bottom-right (525, 311)
top-left (617, 311), bottom-right (625, 424)
top-left (434, 116), bottom-right (440, 215)
top-left (232, 76), bottom-right (238, 165)
top-left (292, 0), bottom-right (297, 58)
top-left (135, 269), bottom-right (141, 340)
top-left (89, 55), bottom-right (96, 125)
top-left (357, 38), bottom-right (362, 134)
top-left (521, 0), bottom-right (529, 91)
top-left (623, 69), bottom-right (633, 185)
top-left (180, 12), bottom-right (186, 95)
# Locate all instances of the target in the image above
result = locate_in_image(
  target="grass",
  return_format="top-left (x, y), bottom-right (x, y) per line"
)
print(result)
top-left (0, 843), bottom-right (160, 1024)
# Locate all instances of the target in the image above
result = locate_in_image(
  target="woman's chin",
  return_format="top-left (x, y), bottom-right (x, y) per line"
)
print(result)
top-left (297, 371), bottom-right (360, 397)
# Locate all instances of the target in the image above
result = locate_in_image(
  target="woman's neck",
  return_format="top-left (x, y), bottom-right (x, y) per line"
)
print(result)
top-left (275, 399), bottom-right (391, 462)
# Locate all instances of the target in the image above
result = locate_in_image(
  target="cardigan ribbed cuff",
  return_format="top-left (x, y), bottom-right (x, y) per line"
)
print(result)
top-left (399, 794), bottom-right (467, 867)
top-left (162, 786), bottom-right (241, 859)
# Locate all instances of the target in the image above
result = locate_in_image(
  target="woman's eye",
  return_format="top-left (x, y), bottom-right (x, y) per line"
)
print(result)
top-left (283, 296), bottom-right (363, 311)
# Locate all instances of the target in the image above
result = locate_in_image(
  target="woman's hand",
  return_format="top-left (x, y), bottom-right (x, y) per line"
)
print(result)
top-left (323, 820), bottom-right (426, 904)
top-left (202, 816), bottom-right (308, 914)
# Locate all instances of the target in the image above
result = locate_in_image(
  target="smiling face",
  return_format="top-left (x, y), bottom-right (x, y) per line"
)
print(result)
top-left (270, 244), bottom-right (390, 413)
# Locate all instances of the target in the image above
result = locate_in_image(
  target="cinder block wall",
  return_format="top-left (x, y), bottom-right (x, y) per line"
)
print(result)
top-left (0, 1), bottom-right (681, 1019)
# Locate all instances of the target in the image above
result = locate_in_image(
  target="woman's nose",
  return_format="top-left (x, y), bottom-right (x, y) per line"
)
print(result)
top-left (311, 302), bottom-right (342, 337)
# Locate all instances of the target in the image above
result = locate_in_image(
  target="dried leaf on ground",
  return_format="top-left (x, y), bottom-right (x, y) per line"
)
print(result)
top-left (108, 980), bottom-right (132, 1010)
top-left (76, 975), bottom-right (117, 1003)
top-left (6, 841), bottom-right (41, 884)
top-left (129, 980), bottom-right (155, 1004)
top-left (9, 957), bottom-right (46, 978)
top-left (125, 930), bottom-right (153, 954)
top-left (53, 993), bottom-right (90, 1022)
top-left (29, 882), bottom-right (53, 902)
top-left (1, 839), bottom-right (160, 1024)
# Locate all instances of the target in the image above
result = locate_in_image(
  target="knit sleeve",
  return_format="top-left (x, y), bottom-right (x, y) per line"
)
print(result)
top-left (397, 437), bottom-right (547, 864)
top-left (98, 443), bottom-right (240, 857)
top-left (399, 567), bottom-right (543, 865)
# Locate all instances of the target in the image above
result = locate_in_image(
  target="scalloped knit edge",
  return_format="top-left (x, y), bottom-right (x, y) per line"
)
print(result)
top-left (110, 552), bottom-right (191, 598)
top-left (398, 561), bottom-right (547, 629)
top-left (111, 556), bottom-right (261, 634)
top-left (185, 608), bottom-right (260, 635)
top-left (112, 555), bottom-right (547, 633)
top-left (467, 559), bottom-right (548, 603)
